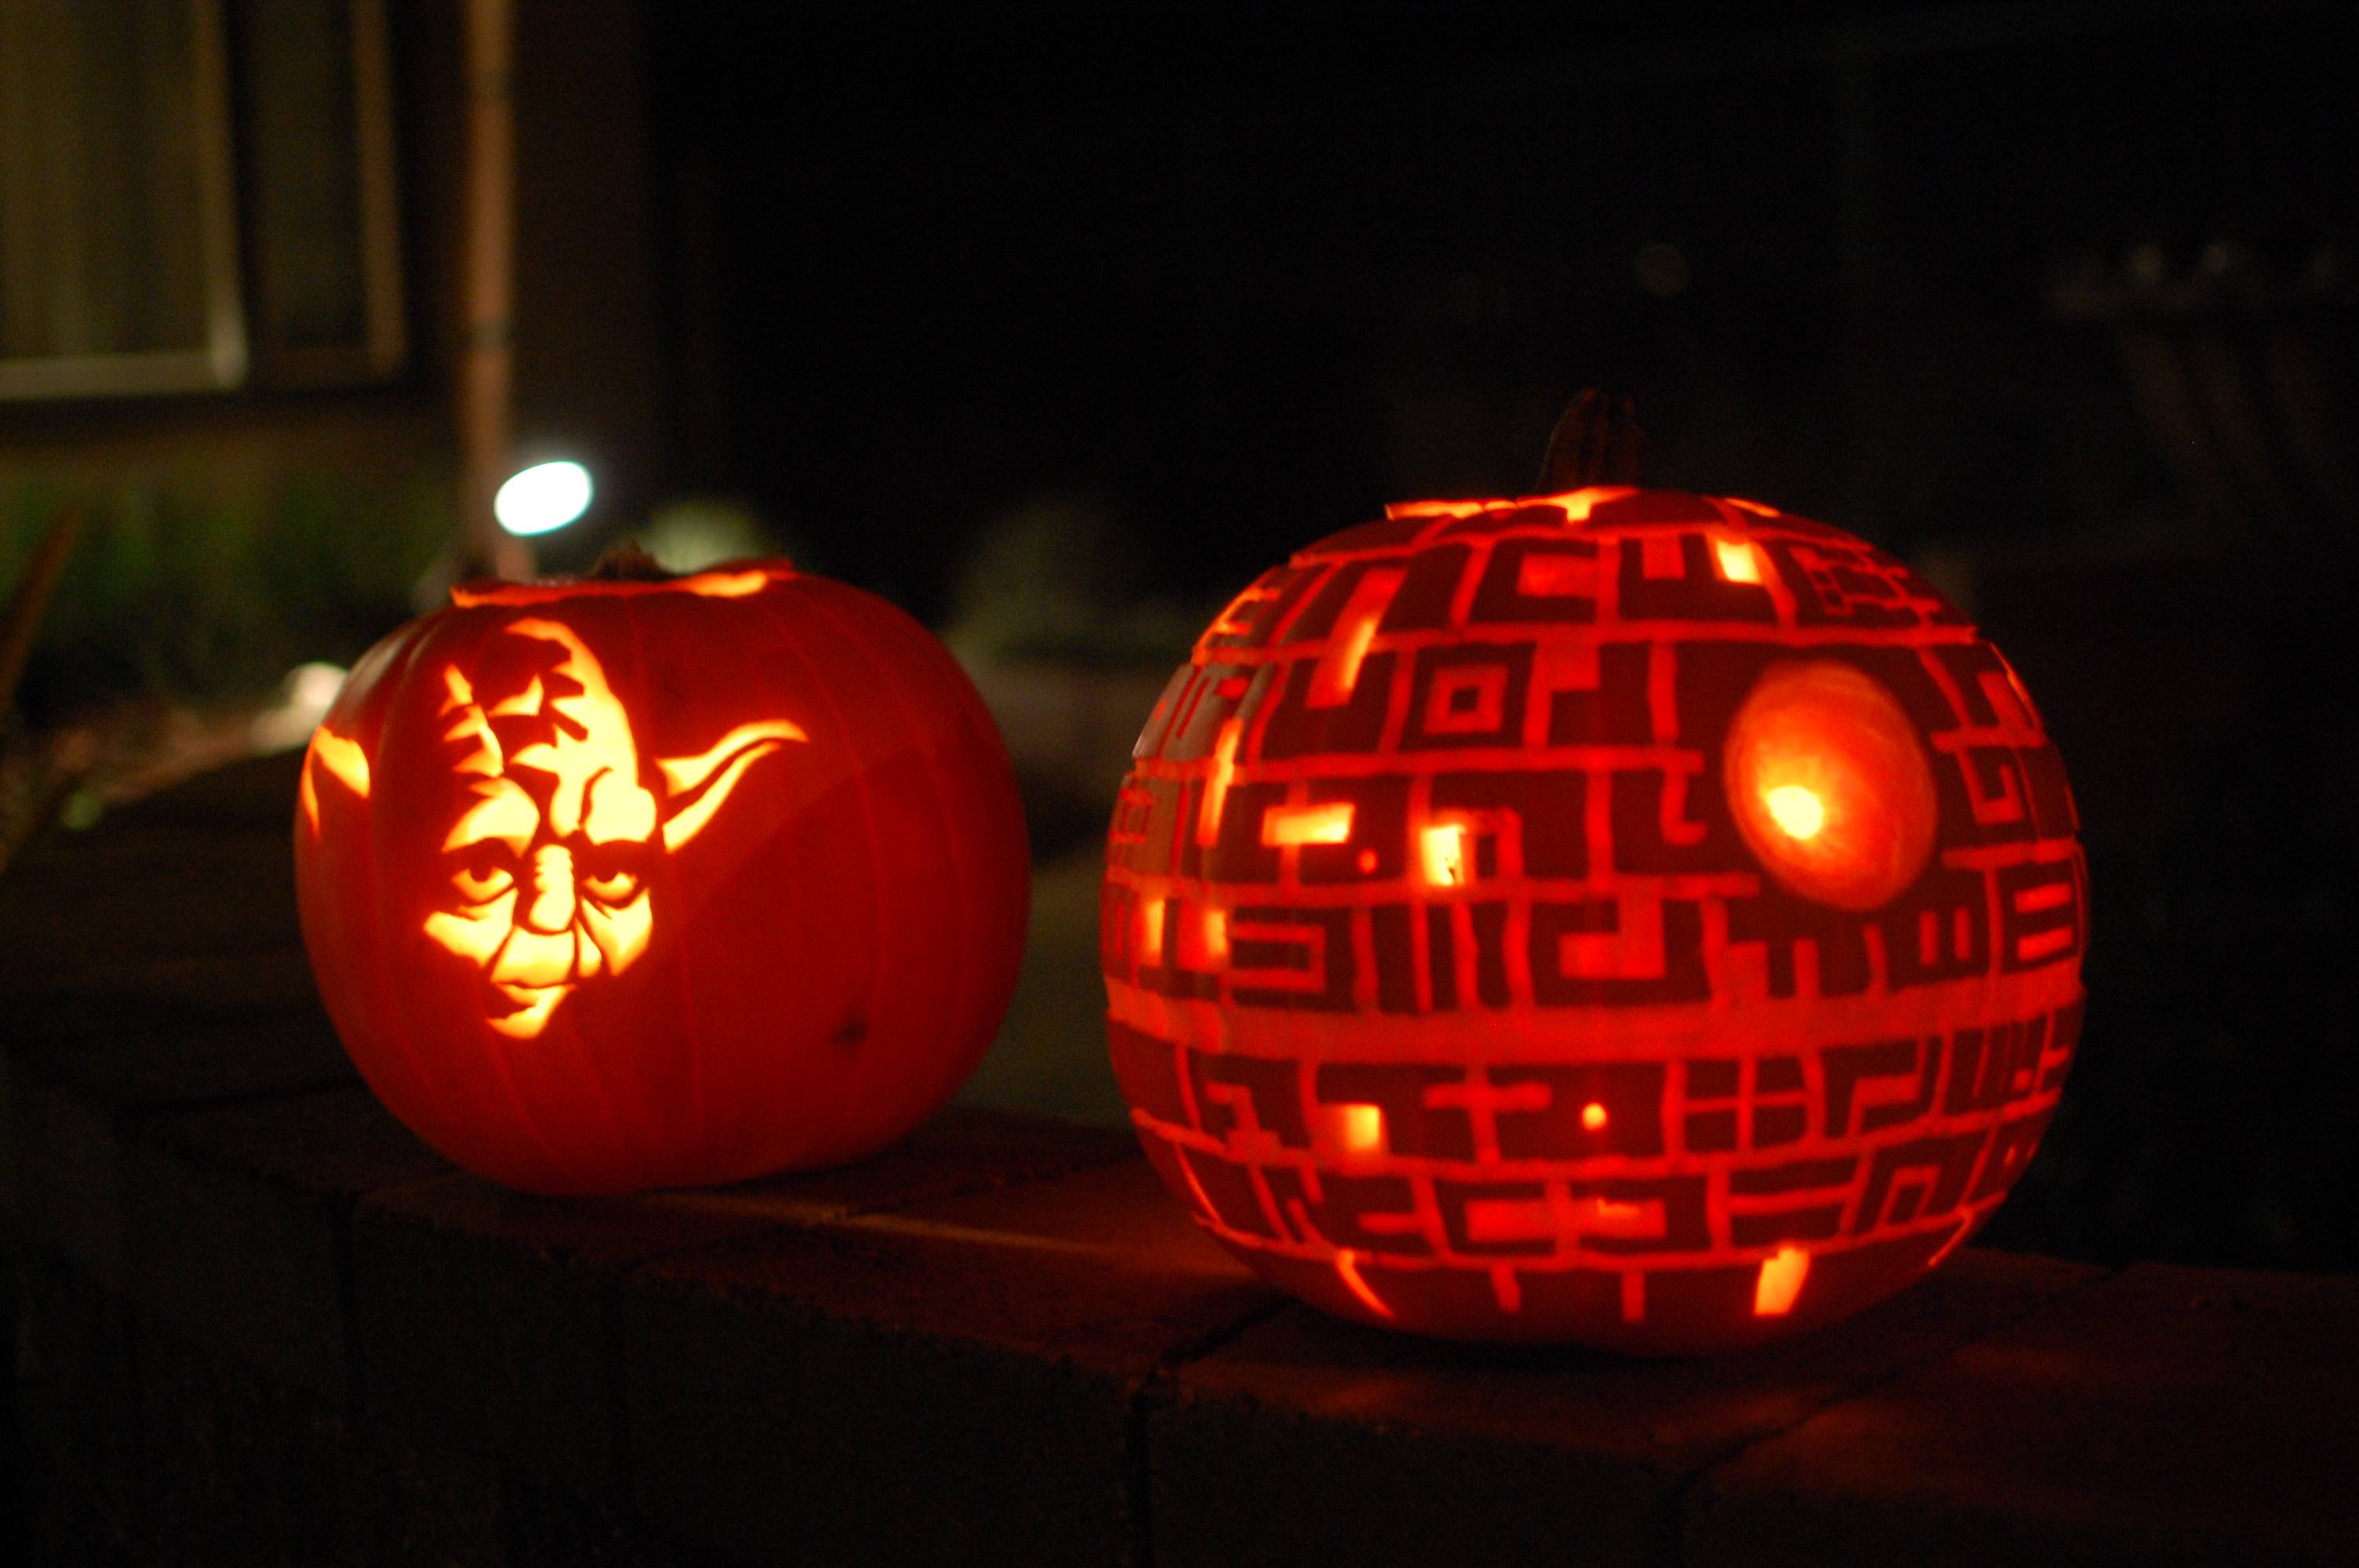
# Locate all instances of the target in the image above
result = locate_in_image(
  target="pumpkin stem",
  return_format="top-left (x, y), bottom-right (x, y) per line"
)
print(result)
top-left (1537, 388), bottom-right (1645, 491)
top-left (583, 539), bottom-right (674, 583)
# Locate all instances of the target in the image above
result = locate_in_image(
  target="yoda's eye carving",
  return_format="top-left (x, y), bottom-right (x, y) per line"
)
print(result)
top-left (351, 616), bottom-right (809, 1039)
top-left (1723, 659), bottom-right (1936, 912)
top-left (452, 848), bottom-right (518, 906)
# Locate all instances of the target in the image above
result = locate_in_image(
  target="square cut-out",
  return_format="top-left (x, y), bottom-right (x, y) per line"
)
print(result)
top-left (1400, 644), bottom-right (1532, 753)
top-left (1425, 665), bottom-right (1507, 736)
top-left (1315, 1102), bottom-right (1387, 1154)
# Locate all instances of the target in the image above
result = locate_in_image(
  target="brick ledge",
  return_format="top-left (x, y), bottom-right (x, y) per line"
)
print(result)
top-left (5, 755), bottom-right (2350, 1566)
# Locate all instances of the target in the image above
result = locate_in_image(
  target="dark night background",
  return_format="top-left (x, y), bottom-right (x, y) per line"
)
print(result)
top-left (5, 1), bottom-right (2356, 1278)
top-left (642, 3), bottom-right (2359, 1273)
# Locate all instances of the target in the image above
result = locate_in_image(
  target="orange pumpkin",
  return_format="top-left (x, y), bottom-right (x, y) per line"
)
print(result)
top-left (297, 556), bottom-right (1028, 1195)
top-left (1102, 426), bottom-right (2085, 1352)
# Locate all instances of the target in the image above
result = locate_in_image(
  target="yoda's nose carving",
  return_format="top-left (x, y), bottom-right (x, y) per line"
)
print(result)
top-left (493, 927), bottom-right (580, 990)
top-left (521, 844), bottom-right (576, 934)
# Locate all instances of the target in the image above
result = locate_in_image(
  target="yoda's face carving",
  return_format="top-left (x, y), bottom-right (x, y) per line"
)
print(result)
top-left (420, 618), bottom-right (801, 1037)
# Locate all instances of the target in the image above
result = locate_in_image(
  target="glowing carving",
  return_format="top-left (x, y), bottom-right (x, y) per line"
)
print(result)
top-left (1307, 571), bottom-right (1402, 706)
top-left (681, 569), bottom-right (772, 599)
top-left (1262, 801), bottom-right (1354, 847)
top-left (1194, 718), bottom-right (1241, 847)
top-left (1548, 486), bottom-right (1637, 524)
top-left (1335, 1250), bottom-right (1394, 1319)
top-left (1139, 895), bottom-right (1166, 964)
top-left (1380, 485), bottom-right (1637, 524)
top-left (1725, 659), bottom-right (1938, 912)
top-left (1754, 1247), bottom-right (1811, 1316)
top-left (1106, 481), bottom-right (2085, 1353)
top-left (300, 729), bottom-right (372, 831)
top-left (1421, 822), bottom-right (1468, 886)
top-left (1331, 1103), bottom-right (1384, 1154)
top-left (421, 619), bottom-right (803, 1037)
top-left (446, 563), bottom-right (793, 608)
top-left (1764, 784), bottom-right (1826, 840)
top-left (1201, 908), bottom-right (1230, 964)
top-left (1714, 538), bottom-right (1764, 583)
top-left (296, 552), bottom-right (1033, 1200)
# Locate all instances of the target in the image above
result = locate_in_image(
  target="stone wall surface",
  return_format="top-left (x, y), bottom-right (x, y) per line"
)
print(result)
top-left (3, 755), bottom-right (2349, 1565)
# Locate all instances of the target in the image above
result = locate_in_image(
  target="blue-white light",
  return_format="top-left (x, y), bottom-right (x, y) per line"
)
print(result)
top-left (494, 460), bottom-right (594, 536)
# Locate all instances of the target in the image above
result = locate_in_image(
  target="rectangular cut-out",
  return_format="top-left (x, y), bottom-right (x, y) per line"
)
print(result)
top-left (1304, 569), bottom-right (1405, 707)
top-left (1262, 801), bottom-right (1355, 848)
top-left (1420, 823), bottom-right (1467, 886)
top-left (1302, 1102), bottom-right (1386, 1159)
top-left (1754, 1246), bottom-right (1811, 1314)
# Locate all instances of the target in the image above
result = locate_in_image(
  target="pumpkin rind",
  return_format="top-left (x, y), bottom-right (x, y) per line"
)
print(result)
top-left (1102, 489), bottom-right (2085, 1352)
top-left (297, 563), bottom-right (1028, 1196)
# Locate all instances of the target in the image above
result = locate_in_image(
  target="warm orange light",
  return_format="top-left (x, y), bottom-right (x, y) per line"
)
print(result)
top-left (1307, 614), bottom-right (1379, 707)
top-left (682, 569), bottom-right (772, 598)
top-left (1307, 569), bottom-right (1404, 708)
top-left (300, 728), bottom-right (372, 833)
top-left (1103, 485), bottom-right (2086, 1353)
top-left (1379, 486), bottom-right (1638, 524)
top-left (1763, 783), bottom-right (1826, 840)
top-left (1263, 800), bottom-right (1355, 847)
top-left (1724, 660), bottom-right (1939, 911)
top-left (1572, 1196), bottom-right (1656, 1236)
top-left (1139, 896), bottom-right (1166, 964)
top-left (1335, 1103), bottom-right (1383, 1153)
top-left (420, 619), bottom-right (804, 1038)
top-left (1194, 718), bottom-right (1241, 847)
top-left (656, 719), bottom-right (807, 848)
top-left (1383, 498), bottom-right (1500, 520)
top-left (1754, 1247), bottom-right (1811, 1316)
top-left (1420, 822), bottom-right (1467, 886)
top-left (1334, 1249), bottom-right (1395, 1319)
top-left (1201, 907), bottom-right (1229, 964)
top-left (311, 730), bottom-right (371, 797)
top-left (449, 564), bottom-right (793, 608)
top-left (1537, 485), bottom-right (1638, 524)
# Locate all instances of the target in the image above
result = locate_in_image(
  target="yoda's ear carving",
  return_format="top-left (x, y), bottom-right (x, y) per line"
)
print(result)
top-left (301, 729), bottom-right (372, 833)
top-left (657, 720), bottom-right (807, 848)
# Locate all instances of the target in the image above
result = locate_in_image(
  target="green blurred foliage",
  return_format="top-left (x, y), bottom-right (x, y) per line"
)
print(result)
top-left (634, 495), bottom-right (805, 577)
top-left (943, 489), bottom-right (1201, 667)
top-left (1, 474), bottom-right (453, 717)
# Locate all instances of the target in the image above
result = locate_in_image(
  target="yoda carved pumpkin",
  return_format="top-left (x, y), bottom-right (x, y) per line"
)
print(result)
top-left (296, 559), bottom-right (1030, 1196)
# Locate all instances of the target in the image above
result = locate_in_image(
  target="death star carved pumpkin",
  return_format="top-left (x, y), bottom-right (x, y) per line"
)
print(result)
top-left (296, 556), bottom-right (1028, 1196)
top-left (1102, 468), bottom-right (2085, 1352)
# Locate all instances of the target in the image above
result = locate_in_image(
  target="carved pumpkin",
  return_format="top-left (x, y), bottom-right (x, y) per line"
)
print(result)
top-left (297, 557), bottom-right (1028, 1196)
top-left (1102, 412), bottom-right (2085, 1352)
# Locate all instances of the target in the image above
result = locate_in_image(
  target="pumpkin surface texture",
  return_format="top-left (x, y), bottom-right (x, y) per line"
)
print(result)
top-left (298, 559), bottom-right (1028, 1195)
top-left (1103, 483), bottom-right (2085, 1351)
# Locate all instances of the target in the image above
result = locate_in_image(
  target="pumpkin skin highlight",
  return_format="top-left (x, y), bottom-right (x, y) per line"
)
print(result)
top-left (1102, 488), bottom-right (2085, 1352)
top-left (297, 562), bottom-right (1029, 1196)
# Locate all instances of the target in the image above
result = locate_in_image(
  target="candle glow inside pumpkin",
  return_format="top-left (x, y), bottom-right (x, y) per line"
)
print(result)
top-left (1103, 485), bottom-right (2085, 1352)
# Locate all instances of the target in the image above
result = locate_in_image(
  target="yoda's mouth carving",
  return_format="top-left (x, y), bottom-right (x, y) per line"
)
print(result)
top-left (489, 979), bottom-right (573, 1036)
